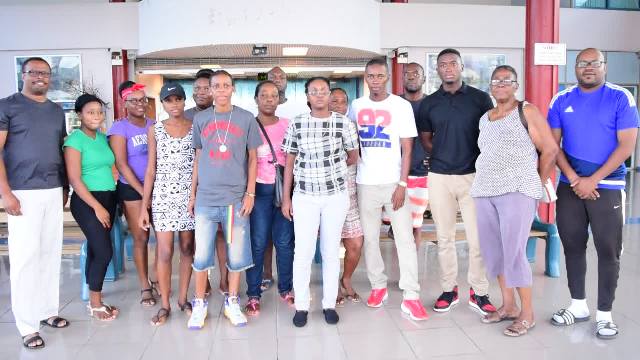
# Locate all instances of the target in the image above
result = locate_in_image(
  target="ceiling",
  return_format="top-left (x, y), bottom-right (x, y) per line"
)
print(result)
top-left (136, 43), bottom-right (381, 79)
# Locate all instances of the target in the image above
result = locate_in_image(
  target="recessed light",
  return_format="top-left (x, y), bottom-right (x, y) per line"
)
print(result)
top-left (282, 47), bottom-right (308, 56)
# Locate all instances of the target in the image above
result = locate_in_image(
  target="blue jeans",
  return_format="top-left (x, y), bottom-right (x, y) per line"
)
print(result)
top-left (193, 202), bottom-right (253, 272)
top-left (245, 183), bottom-right (294, 298)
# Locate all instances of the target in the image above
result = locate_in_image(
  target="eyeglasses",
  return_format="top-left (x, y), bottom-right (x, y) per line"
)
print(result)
top-left (490, 79), bottom-right (518, 87)
top-left (23, 70), bottom-right (51, 78)
top-left (307, 90), bottom-right (330, 97)
top-left (126, 97), bottom-right (148, 105)
top-left (194, 86), bottom-right (211, 93)
top-left (576, 60), bottom-right (605, 68)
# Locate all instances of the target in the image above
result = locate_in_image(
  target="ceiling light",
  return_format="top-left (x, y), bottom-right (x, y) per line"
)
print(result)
top-left (282, 47), bottom-right (308, 56)
top-left (200, 64), bottom-right (221, 69)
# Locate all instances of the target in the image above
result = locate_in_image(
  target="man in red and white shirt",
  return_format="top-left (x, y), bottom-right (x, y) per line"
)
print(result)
top-left (348, 57), bottom-right (429, 321)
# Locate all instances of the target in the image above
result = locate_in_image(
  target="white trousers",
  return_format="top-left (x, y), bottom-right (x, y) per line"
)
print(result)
top-left (8, 188), bottom-right (64, 336)
top-left (292, 191), bottom-right (348, 311)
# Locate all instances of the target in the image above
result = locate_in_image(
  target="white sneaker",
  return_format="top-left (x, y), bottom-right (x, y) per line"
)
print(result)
top-left (224, 296), bottom-right (248, 327)
top-left (187, 298), bottom-right (208, 330)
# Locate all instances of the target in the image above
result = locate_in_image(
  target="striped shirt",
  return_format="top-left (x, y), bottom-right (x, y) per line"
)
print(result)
top-left (281, 112), bottom-right (359, 196)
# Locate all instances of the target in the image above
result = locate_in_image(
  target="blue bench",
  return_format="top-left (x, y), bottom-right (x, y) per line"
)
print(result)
top-left (526, 215), bottom-right (561, 278)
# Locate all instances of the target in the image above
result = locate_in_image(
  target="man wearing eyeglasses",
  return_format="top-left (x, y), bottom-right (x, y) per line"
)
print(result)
top-left (349, 57), bottom-right (429, 321)
top-left (549, 48), bottom-right (639, 340)
top-left (417, 48), bottom-right (496, 316)
top-left (0, 57), bottom-right (69, 349)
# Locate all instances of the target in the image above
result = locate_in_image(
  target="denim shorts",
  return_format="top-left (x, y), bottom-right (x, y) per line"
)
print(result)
top-left (193, 202), bottom-right (254, 272)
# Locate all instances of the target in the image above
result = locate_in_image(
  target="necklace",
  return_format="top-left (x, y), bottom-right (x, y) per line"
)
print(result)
top-left (213, 107), bottom-right (233, 152)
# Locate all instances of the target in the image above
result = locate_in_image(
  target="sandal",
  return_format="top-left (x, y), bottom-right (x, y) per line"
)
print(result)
top-left (245, 298), bottom-right (261, 316)
top-left (280, 291), bottom-right (295, 306)
top-left (22, 333), bottom-right (45, 350)
top-left (340, 279), bottom-right (361, 303)
top-left (504, 319), bottom-right (536, 337)
top-left (150, 280), bottom-right (161, 297)
top-left (140, 288), bottom-right (156, 307)
top-left (103, 304), bottom-right (120, 317)
top-left (596, 320), bottom-right (618, 340)
top-left (150, 308), bottom-right (170, 326)
top-left (87, 304), bottom-right (116, 321)
top-left (336, 295), bottom-right (346, 307)
top-left (40, 316), bottom-right (69, 328)
top-left (260, 278), bottom-right (274, 291)
top-left (551, 308), bottom-right (590, 326)
top-left (178, 301), bottom-right (193, 315)
top-left (482, 309), bottom-right (519, 324)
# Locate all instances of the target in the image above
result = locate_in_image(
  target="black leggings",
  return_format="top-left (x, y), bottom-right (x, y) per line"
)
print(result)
top-left (556, 182), bottom-right (624, 311)
top-left (71, 191), bottom-right (117, 292)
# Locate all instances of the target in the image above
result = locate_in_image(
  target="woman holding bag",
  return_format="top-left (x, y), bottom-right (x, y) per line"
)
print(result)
top-left (244, 80), bottom-right (295, 315)
top-left (471, 65), bottom-right (558, 337)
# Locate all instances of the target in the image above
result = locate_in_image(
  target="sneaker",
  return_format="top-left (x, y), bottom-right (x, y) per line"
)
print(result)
top-left (366, 288), bottom-right (388, 308)
top-left (224, 296), bottom-right (248, 327)
top-left (401, 299), bottom-right (429, 321)
top-left (433, 286), bottom-right (459, 312)
top-left (323, 308), bottom-right (340, 324)
top-left (280, 291), bottom-right (295, 306)
top-left (293, 310), bottom-right (308, 327)
top-left (244, 297), bottom-right (260, 316)
top-left (187, 298), bottom-right (208, 329)
top-left (468, 288), bottom-right (497, 316)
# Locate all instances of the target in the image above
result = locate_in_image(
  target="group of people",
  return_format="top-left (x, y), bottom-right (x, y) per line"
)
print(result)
top-left (0, 46), bottom-right (637, 349)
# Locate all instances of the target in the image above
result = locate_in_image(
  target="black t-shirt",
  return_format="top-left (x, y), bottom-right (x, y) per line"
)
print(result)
top-left (404, 96), bottom-right (429, 176)
top-left (417, 83), bottom-right (493, 175)
top-left (0, 93), bottom-right (67, 190)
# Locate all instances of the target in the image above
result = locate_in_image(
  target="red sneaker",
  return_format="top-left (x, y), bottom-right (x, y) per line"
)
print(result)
top-left (366, 288), bottom-right (388, 308)
top-left (468, 288), bottom-right (496, 316)
top-left (401, 299), bottom-right (429, 321)
top-left (433, 285), bottom-right (459, 312)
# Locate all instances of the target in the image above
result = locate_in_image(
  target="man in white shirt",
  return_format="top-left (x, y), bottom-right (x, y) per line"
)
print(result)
top-left (349, 57), bottom-right (429, 321)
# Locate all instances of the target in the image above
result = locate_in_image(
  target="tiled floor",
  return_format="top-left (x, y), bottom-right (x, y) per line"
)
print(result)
top-left (1, 174), bottom-right (639, 360)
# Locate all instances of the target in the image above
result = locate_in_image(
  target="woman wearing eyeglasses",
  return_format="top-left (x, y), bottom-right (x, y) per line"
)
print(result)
top-left (471, 65), bottom-right (558, 337)
top-left (108, 81), bottom-right (159, 307)
top-left (281, 77), bottom-right (359, 327)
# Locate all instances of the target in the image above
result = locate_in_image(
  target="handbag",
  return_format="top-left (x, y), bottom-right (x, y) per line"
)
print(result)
top-left (255, 117), bottom-right (286, 207)
top-left (517, 101), bottom-right (557, 203)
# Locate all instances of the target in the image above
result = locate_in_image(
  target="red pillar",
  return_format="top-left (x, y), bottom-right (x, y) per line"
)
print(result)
top-left (525, 0), bottom-right (560, 223)
top-left (110, 0), bottom-right (128, 120)
top-left (111, 50), bottom-right (128, 120)
top-left (391, 50), bottom-right (404, 96)
top-left (388, 0), bottom-right (407, 95)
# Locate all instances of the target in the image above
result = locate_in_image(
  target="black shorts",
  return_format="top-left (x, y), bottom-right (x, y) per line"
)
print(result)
top-left (116, 181), bottom-right (142, 202)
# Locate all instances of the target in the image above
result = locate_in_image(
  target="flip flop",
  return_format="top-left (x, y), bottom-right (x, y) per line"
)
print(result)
top-left (482, 310), bottom-right (518, 324)
top-left (504, 319), bottom-right (536, 337)
top-left (140, 288), bottom-right (156, 307)
top-left (260, 279), bottom-right (274, 291)
top-left (22, 333), bottom-right (45, 350)
top-left (596, 320), bottom-right (618, 340)
top-left (551, 308), bottom-right (590, 326)
top-left (150, 308), bottom-right (170, 326)
top-left (87, 305), bottom-right (116, 322)
top-left (40, 316), bottom-right (69, 328)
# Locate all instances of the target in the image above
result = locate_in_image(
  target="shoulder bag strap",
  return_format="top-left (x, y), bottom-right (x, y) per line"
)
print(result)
top-left (255, 117), bottom-right (278, 164)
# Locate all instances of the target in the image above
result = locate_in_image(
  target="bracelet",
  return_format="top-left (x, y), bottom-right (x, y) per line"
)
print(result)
top-left (397, 181), bottom-right (407, 188)
top-left (245, 192), bottom-right (255, 198)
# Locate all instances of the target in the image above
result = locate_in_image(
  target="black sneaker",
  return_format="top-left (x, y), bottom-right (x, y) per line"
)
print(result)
top-left (433, 285), bottom-right (459, 312)
top-left (293, 310), bottom-right (308, 327)
top-left (323, 308), bottom-right (339, 324)
top-left (468, 288), bottom-right (497, 316)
